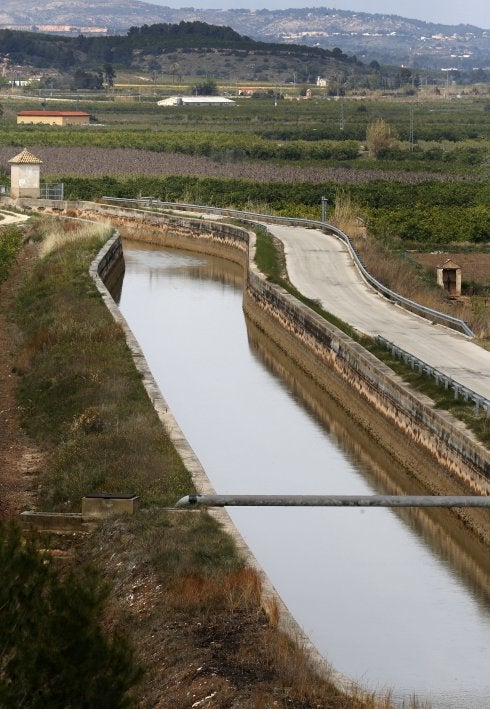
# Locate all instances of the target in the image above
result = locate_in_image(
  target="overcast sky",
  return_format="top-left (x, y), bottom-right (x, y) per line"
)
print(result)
top-left (146, 0), bottom-right (489, 28)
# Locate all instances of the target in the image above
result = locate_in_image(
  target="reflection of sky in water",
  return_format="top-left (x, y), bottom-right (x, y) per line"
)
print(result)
top-left (118, 241), bottom-right (490, 708)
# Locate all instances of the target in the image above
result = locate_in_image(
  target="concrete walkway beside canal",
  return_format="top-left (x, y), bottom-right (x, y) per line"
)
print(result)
top-left (267, 224), bottom-right (490, 401)
top-left (0, 209), bottom-right (30, 226)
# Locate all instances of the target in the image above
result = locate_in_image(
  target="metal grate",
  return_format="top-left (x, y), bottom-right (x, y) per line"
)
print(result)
top-left (40, 182), bottom-right (64, 200)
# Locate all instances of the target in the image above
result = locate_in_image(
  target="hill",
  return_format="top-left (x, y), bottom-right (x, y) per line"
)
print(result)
top-left (0, 21), bottom-right (372, 88)
top-left (0, 0), bottom-right (488, 69)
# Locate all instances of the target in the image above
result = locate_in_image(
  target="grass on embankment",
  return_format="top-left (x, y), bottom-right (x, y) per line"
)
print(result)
top-left (0, 226), bottom-right (24, 284)
top-left (12, 216), bottom-right (389, 707)
top-left (254, 224), bottom-right (490, 448)
top-left (15, 217), bottom-right (193, 510)
top-left (368, 341), bottom-right (490, 447)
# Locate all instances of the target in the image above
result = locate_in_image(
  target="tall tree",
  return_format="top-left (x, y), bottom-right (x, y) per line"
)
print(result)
top-left (103, 62), bottom-right (116, 87)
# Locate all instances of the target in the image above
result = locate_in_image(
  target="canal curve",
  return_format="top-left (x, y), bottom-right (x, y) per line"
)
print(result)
top-left (116, 238), bottom-right (490, 708)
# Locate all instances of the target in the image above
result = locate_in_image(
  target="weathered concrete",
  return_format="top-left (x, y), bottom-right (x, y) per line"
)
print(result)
top-left (8, 149), bottom-right (42, 199)
top-left (20, 511), bottom-right (98, 533)
top-left (82, 493), bottom-right (139, 519)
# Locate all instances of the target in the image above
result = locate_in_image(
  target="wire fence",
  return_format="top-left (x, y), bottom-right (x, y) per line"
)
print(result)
top-left (40, 183), bottom-right (64, 200)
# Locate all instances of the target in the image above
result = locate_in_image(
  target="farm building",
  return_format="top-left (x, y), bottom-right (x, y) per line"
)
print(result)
top-left (157, 96), bottom-right (236, 107)
top-left (16, 110), bottom-right (90, 126)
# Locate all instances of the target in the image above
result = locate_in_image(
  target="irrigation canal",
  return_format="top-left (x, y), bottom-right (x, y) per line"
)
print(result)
top-left (115, 238), bottom-right (490, 708)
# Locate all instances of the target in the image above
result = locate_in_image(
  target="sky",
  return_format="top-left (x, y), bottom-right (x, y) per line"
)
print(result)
top-left (146, 0), bottom-right (489, 28)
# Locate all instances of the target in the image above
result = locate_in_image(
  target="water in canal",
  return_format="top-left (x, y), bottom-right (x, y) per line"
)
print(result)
top-left (116, 239), bottom-right (490, 708)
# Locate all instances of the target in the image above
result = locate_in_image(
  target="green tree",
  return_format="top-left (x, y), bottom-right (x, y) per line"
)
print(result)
top-left (72, 69), bottom-right (103, 90)
top-left (103, 62), bottom-right (116, 87)
top-left (0, 523), bottom-right (141, 708)
top-left (192, 78), bottom-right (218, 95)
top-left (399, 67), bottom-right (412, 85)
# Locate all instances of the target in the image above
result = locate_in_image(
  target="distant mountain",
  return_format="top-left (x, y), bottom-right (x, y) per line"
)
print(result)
top-left (0, 0), bottom-right (488, 69)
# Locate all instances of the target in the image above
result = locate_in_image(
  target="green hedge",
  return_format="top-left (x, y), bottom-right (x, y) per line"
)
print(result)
top-left (60, 175), bottom-right (490, 244)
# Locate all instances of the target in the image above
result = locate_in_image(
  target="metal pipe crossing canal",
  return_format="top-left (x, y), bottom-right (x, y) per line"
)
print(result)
top-left (176, 494), bottom-right (490, 508)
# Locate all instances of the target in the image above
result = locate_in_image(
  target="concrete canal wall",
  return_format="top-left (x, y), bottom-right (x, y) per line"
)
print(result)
top-left (22, 200), bottom-right (490, 504)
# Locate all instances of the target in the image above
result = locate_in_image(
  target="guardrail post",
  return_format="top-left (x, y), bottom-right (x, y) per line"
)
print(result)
top-left (321, 196), bottom-right (328, 223)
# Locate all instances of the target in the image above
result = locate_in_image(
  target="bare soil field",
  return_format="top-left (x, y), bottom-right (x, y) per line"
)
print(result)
top-left (0, 146), bottom-right (479, 184)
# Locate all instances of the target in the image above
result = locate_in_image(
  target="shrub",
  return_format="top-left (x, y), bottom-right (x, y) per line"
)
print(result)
top-left (0, 522), bottom-right (141, 707)
top-left (0, 227), bottom-right (23, 283)
top-left (366, 118), bottom-right (397, 158)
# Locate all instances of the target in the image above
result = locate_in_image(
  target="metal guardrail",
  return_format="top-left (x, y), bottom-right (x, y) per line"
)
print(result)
top-left (176, 494), bottom-right (490, 508)
top-left (101, 196), bottom-right (475, 338)
top-left (376, 335), bottom-right (490, 418)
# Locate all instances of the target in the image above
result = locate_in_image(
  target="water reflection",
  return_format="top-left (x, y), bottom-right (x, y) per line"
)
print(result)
top-left (116, 239), bottom-right (490, 708)
top-left (247, 318), bottom-right (490, 619)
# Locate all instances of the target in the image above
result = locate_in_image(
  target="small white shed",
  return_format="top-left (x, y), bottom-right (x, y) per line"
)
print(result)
top-left (8, 148), bottom-right (43, 199)
top-left (157, 96), bottom-right (236, 106)
top-left (436, 258), bottom-right (462, 298)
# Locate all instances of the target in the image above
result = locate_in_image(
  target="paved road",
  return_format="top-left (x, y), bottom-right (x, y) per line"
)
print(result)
top-left (267, 224), bottom-right (490, 401)
top-left (0, 209), bottom-right (30, 226)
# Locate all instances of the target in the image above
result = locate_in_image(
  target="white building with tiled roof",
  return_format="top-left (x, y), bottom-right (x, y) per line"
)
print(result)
top-left (8, 148), bottom-right (43, 199)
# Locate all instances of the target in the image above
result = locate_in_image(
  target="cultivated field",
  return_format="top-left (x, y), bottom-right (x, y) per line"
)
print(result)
top-left (1, 92), bottom-right (488, 330)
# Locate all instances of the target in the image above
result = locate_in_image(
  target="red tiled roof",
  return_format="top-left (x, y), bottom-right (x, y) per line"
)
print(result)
top-left (17, 111), bottom-right (90, 117)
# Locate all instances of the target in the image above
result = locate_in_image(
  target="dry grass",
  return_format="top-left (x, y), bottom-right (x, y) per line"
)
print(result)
top-left (330, 192), bottom-right (367, 240)
top-left (348, 235), bottom-right (489, 340)
top-left (14, 223), bottom-right (193, 510)
top-left (169, 566), bottom-right (262, 614)
top-left (38, 217), bottom-right (113, 258)
top-left (85, 510), bottom-right (402, 708)
top-left (328, 193), bottom-right (490, 340)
